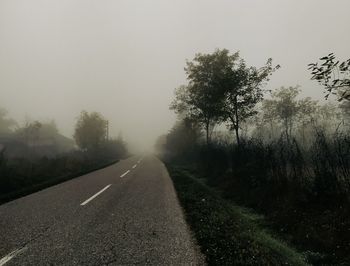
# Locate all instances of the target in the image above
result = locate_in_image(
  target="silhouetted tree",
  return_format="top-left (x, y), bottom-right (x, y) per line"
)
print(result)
top-left (297, 97), bottom-right (319, 143)
top-left (309, 53), bottom-right (350, 101)
top-left (171, 49), bottom-right (231, 145)
top-left (222, 55), bottom-right (279, 146)
top-left (171, 49), bottom-right (278, 147)
top-left (74, 111), bottom-right (107, 152)
top-left (263, 87), bottom-right (301, 142)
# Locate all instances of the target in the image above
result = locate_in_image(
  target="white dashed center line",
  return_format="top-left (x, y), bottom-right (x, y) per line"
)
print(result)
top-left (0, 247), bottom-right (28, 266)
top-left (80, 184), bottom-right (111, 206)
top-left (120, 170), bottom-right (130, 178)
top-left (132, 164), bottom-right (137, 169)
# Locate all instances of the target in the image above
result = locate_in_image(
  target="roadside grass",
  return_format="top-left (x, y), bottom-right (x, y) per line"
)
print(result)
top-left (167, 164), bottom-right (309, 266)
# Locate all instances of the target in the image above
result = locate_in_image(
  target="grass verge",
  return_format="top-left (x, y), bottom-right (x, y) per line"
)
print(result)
top-left (167, 164), bottom-right (309, 266)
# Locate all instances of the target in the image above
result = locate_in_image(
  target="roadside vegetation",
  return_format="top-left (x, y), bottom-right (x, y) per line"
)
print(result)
top-left (168, 165), bottom-right (308, 266)
top-left (0, 110), bottom-right (128, 203)
top-left (157, 49), bottom-right (350, 265)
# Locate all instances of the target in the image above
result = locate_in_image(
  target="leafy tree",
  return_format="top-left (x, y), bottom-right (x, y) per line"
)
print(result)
top-left (309, 53), bottom-right (350, 101)
top-left (16, 121), bottom-right (42, 145)
top-left (298, 97), bottom-right (318, 123)
top-left (295, 97), bottom-right (319, 144)
top-left (0, 108), bottom-right (17, 136)
top-left (260, 100), bottom-right (280, 141)
top-left (310, 102), bottom-right (343, 135)
top-left (74, 111), bottom-right (107, 152)
top-left (171, 49), bottom-right (278, 146)
top-left (222, 56), bottom-right (279, 146)
top-left (171, 49), bottom-right (231, 145)
top-left (263, 87), bottom-right (301, 142)
top-left (263, 87), bottom-right (325, 143)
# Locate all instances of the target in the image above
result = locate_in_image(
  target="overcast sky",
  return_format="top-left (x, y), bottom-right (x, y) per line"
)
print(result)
top-left (0, 0), bottom-right (349, 151)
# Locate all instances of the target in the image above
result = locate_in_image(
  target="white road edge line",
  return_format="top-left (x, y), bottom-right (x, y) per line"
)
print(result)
top-left (0, 247), bottom-right (28, 266)
top-left (120, 170), bottom-right (130, 178)
top-left (132, 164), bottom-right (137, 169)
top-left (80, 184), bottom-right (111, 206)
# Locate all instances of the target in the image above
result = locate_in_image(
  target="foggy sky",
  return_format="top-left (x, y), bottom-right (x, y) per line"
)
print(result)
top-left (1, 0), bottom-right (349, 152)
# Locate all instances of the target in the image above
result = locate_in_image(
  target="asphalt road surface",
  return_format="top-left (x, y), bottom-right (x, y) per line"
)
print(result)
top-left (0, 156), bottom-right (204, 265)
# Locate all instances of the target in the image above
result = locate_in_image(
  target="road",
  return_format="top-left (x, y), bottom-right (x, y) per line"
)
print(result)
top-left (0, 156), bottom-right (204, 265)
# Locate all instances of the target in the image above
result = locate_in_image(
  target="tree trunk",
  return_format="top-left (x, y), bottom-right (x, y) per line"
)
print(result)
top-left (205, 121), bottom-right (210, 146)
top-left (284, 119), bottom-right (290, 143)
top-left (234, 98), bottom-right (240, 147)
top-left (235, 125), bottom-right (240, 147)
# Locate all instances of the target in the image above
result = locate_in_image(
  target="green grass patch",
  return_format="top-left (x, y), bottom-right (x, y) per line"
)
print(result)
top-left (167, 164), bottom-right (309, 266)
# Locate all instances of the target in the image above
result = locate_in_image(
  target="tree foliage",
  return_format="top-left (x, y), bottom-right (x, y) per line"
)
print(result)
top-left (309, 53), bottom-right (350, 101)
top-left (222, 56), bottom-right (279, 145)
top-left (262, 86), bottom-right (320, 142)
top-left (74, 111), bottom-right (107, 151)
top-left (171, 49), bottom-right (278, 146)
top-left (171, 49), bottom-right (231, 144)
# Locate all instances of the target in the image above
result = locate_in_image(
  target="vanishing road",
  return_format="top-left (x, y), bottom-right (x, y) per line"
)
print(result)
top-left (0, 156), bottom-right (204, 265)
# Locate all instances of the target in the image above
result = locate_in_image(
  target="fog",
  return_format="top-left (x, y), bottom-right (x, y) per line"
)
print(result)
top-left (0, 0), bottom-right (349, 152)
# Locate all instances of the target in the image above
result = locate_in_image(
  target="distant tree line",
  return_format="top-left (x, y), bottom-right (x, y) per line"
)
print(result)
top-left (0, 109), bottom-right (128, 201)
